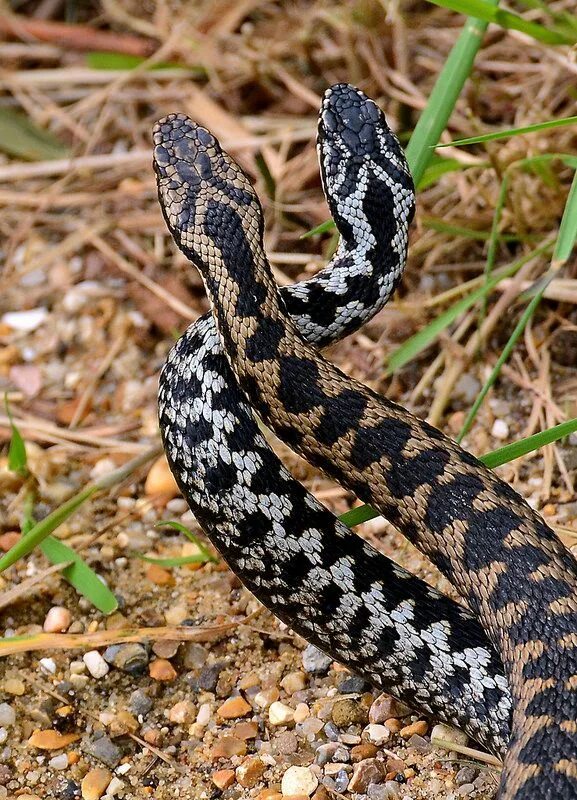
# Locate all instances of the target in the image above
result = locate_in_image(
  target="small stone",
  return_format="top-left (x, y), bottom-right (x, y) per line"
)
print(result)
top-left (315, 742), bottom-right (340, 766)
top-left (2, 307), bottom-right (48, 332)
top-left (196, 703), bottom-right (212, 727)
top-left (43, 606), bottom-right (71, 633)
top-left (146, 563), bottom-right (174, 586)
top-left (458, 784), bottom-right (475, 796)
top-left (269, 701), bottom-right (294, 726)
top-left (104, 643), bottom-right (149, 675)
top-left (39, 657), bottom-right (57, 674)
top-left (81, 767), bottom-right (111, 800)
top-left (217, 695), bottom-right (252, 719)
top-left (168, 700), bottom-right (196, 724)
top-left (83, 734), bottom-right (123, 768)
top-left (164, 604), bottom-right (188, 625)
top-left (182, 642), bottom-right (208, 669)
top-left (407, 733), bottom-right (431, 752)
top-left (83, 651), bottom-right (109, 679)
top-left (149, 658), bottom-right (177, 682)
top-left (384, 718), bottom-right (403, 733)
top-left (281, 765), bottom-right (318, 796)
top-left (367, 782), bottom-right (400, 799)
top-left (236, 756), bottom-right (266, 788)
top-left (334, 770), bottom-right (349, 793)
top-left (198, 662), bottom-right (223, 692)
top-left (456, 766), bottom-right (479, 785)
top-left (212, 769), bottom-right (235, 790)
top-left (145, 456), bottom-right (179, 497)
top-left (129, 689), bottom-right (153, 717)
top-left (106, 777), bottom-right (123, 796)
top-left (369, 695), bottom-right (411, 723)
top-left (0, 704), bottom-right (15, 727)
top-left (323, 721), bottom-right (340, 740)
top-left (280, 671), bottom-right (307, 694)
top-left (294, 703), bottom-right (310, 723)
top-left (233, 720), bottom-right (258, 739)
top-left (399, 720), bottom-right (428, 739)
top-left (302, 645), bottom-right (332, 675)
top-left (338, 675), bottom-right (368, 694)
top-left (365, 724), bottom-right (390, 746)
top-left (257, 790), bottom-right (283, 800)
top-left (348, 759), bottom-right (385, 793)
top-left (3, 677), bottom-right (25, 695)
top-left (351, 743), bottom-right (378, 762)
top-left (49, 753), bottom-right (69, 770)
top-left (0, 532), bottom-right (20, 552)
top-left (332, 698), bottom-right (368, 727)
top-left (254, 687), bottom-right (279, 708)
top-left (491, 419), bottom-right (509, 440)
top-left (28, 730), bottom-right (81, 750)
top-left (272, 731), bottom-right (298, 755)
top-left (211, 736), bottom-right (247, 760)
top-left (152, 639), bottom-right (179, 659)
top-left (430, 722), bottom-right (468, 748)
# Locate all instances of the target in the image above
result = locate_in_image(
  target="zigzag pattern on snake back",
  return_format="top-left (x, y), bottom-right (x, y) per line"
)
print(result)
top-left (153, 85), bottom-right (577, 799)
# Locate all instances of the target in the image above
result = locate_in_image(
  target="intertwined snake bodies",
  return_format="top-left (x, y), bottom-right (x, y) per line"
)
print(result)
top-left (154, 85), bottom-right (577, 799)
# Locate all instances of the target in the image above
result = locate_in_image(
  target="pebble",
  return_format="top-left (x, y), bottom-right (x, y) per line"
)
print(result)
top-left (234, 720), bottom-right (258, 739)
top-left (144, 456), bottom-right (179, 497)
top-left (196, 702), bottom-right (212, 727)
top-left (430, 722), bottom-right (468, 747)
top-left (198, 662), bottom-right (223, 692)
top-left (254, 687), bottom-right (280, 708)
top-left (334, 769), bottom-right (350, 793)
top-left (281, 765), bottom-right (318, 796)
top-left (0, 704), bottom-right (15, 727)
top-left (454, 373), bottom-right (481, 404)
top-left (2, 307), bottom-right (48, 332)
top-left (315, 742), bottom-right (340, 766)
top-left (302, 644), bottom-right (332, 674)
top-left (323, 721), bottom-right (340, 740)
top-left (351, 742), bottom-right (378, 761)
top-left (272, 731), bottom-right (298, 755)
top-left (407, 733), bottom-right (431, 752)
top-left (106, 776), bottom-right (124, 796)
top-left (129, 689), bottom-right (153, 717)
top-left (39, 657), bottom-right (57, 674)
top-left (146, 563), bottom-right (174, 586)
top-left (83, 734), bottom-right (123, 768)
top-left (293, 702), bottom-right (310, 723)
top-left (48, 753), bottom-right (69, 770)
top-left (28, 730), bottom-right (80, 749)
top-left (399, 720), bottom-right (428, 739)
top-left (331, 698), bottom-right (368, 727)
top-left (280, 670), bottom-right (307, 694)
top-left (348, 758), bottom-right (385, 793)
top-left (369, 695), bottom-right (411, 723)
top-left (338, 675), bottom-right (368, 693)
top-left (168, 700), bottom-right (196, 724)
top-left (367, 781), bottom-right (400, 799)
top-left (458, 783), bottom-right (475, 796)
top-left (365, 724), bottom-right (390, 746)
top-left (217, 695), bottom-right (252, 719)
top-left (236, 756), bottom-right (266, 788)
top-left (104, 643), bottom-right (149, 675)
top-left (83, 651), bottom-right (109, 679)
top-left (491, 419), bottom-right (509, 439)
top-left (149, 658), bottom-right (177, 681)
top-left (43, 606), bottom-right (71, 633)
top-left (0, 729), bottom-right (6, 745)
top-left (3, 677), bottom-right (25, 695)
top-left (269, 701), bottom-right (294, 726)
top-left (212, 769), bottom-right (235, 790)
top-left (182, 642), bottom-right (208, 669)
top-left (211, 735), bottom-right (247, 760)
top-left (81, 767), bottom-right (111, 800)
top-left (456, 766), bottom-right (478, 785)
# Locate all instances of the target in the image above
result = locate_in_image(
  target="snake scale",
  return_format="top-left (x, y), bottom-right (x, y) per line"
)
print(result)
top-left (153, 84), bottom-right (577, 799)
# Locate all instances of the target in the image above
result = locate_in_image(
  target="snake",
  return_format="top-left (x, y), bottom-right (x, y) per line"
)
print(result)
top-left (153, 84), bottom-right (577, 799)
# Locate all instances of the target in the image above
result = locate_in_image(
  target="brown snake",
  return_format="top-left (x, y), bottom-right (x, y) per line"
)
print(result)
top-left (154, 85), bottom-right (577, 799)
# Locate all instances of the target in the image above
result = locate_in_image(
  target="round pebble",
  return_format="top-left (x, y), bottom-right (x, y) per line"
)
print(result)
top-left (43, 606), bottom-right (71, 633)
top-left (269, 701), bottom-right (294, 726)
top-left (0, 704), bottom-right (15, 727)
top-left (281, 765), bottom-right (318, 797)
top-left (83, 651), bottom-right (109, 679)
top-left (302, 644), bottom-right (332, 675)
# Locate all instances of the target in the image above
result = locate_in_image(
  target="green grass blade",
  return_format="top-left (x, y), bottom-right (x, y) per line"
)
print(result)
top-left (340, 417), bottom-right (577, 527)
top-left (137, 554), bottom-right (212, 567)
top-left (0, 109), bottom-right (69, 161)
top-left (155, 520), bottom-right (217, 562)
top-left (385, 240), bottom-right (552, 375)
top-left (405, 1), bottom-right (499, 186)
top-left (5, 398), bottom-right (28, 478)
top-left (40, 536), bottom-right (118, 614)
top-left (426, 0), bottom-right (573, 44)
top-left (552, 168), bottom-right (577, 267)
top-left (438, 116), bottom-right (577, 148)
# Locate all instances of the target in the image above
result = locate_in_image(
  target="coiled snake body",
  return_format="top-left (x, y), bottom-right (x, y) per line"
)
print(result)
top-left (154, 85), bottom-right (577, 799)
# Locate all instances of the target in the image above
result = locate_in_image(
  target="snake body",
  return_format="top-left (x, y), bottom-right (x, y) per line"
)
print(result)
top-left (154, 85), bottom-right (577, 799)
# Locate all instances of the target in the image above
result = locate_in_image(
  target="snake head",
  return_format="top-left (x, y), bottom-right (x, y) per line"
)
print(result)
top-left (152, 113), bottom-right (263, 270)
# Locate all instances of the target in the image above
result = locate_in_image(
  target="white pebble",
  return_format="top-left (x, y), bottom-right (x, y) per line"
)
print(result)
top-left (105, 776), bottom-right (124, 796)
top-left (431, 722), bottom-right (468, 747)
top-left (0, 704), bottom-right (15, 727)
top-left (83, 650), bottom-right (109, 679)
top-left (39, 657), bottom-right (57, 675)
top-left (365, 723), bottom-right (390, 745)
top-left (281, 765), bottom-right (318, 796)
top-left (43, 606), bottom-right (71, 633)
top-left (69, 660), bottom-right (86, 675)
top-left (269, 701), bottom-right (295, 726)
top-left (0, 729), bottom-right (6, 745)
top-left (2, 307), bottom-right (48, 332)
top-left (491, 419), bottom-right (509, 440)
top-left (49, 753), bottom-right (68, 770)
top-left (196, 702), bottom-right (211, 727)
